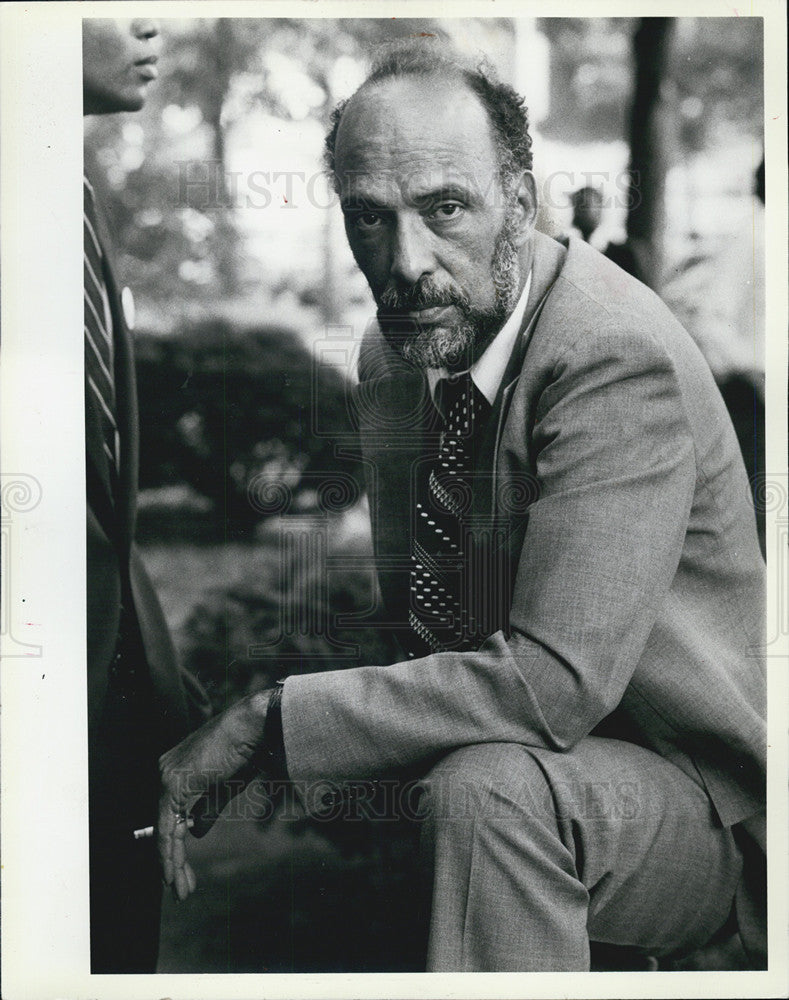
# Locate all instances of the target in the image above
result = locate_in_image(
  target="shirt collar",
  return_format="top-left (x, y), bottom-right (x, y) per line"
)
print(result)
top-left (426, 268), bottom-right (533, 406)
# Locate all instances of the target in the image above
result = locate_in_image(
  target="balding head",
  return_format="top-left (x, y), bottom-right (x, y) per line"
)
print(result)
top-left (325, 42), bottom-right (533, 197)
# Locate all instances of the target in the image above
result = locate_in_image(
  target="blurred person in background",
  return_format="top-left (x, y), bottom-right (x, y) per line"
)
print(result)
top-left (83, 18), bottom-right (209, 973)
top-left (570, 184), bottom-right (644, 282)
top-left (661, 157), bottom-right (765, 400)
top-left (660, 156), bottom-right (765, 551)
top-left (156, 44), bottom-right (765, 972)
top-left (569, 184), bottom-right (605, 244)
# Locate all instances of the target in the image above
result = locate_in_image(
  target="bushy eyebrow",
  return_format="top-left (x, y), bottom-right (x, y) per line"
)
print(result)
top-left (340, 198), bottom-right (385, 213)
top-left (341, 184), bottom-right (477, 214)
top-left (411, 185), bottom-right (475, 208)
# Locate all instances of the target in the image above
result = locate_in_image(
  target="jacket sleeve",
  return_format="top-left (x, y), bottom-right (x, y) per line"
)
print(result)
top-left (282, 323), bottom-right (697, 784)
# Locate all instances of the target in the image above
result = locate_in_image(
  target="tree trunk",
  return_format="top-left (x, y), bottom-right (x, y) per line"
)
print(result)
top-left (207, 18), bottom-right (238, 295)
top-left (625, 18), bottom-right (675, 291)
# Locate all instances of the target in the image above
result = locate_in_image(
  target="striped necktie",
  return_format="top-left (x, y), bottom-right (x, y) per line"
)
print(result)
top-left (83, 176), bottom-right (119, 471)
top-left (408, 372), bottom-right (491, 657)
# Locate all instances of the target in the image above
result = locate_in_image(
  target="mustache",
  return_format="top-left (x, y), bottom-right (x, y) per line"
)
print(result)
top-left (377, 277), bottom-right (471, 314)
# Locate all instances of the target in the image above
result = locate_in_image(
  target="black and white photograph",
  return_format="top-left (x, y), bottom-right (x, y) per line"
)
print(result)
top-left (1, 2), bottom-right (787, 997)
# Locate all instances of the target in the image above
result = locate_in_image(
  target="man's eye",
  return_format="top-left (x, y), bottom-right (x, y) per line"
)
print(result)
top-left (429, 202), bottom-right (463, 221)
top-left (353, 212), bottom-right (384, 231)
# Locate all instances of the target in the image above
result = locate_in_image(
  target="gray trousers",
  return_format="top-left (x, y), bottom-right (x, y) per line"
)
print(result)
top-left (418, 738), bottom-right (742, 971)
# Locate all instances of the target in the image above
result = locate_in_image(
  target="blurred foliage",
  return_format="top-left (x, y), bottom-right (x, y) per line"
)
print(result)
top-left (669, 18), bottom-right (764, 153)
top-left (89, 15), bottom-right (765, 537)
top-left (175, 518), bottom-right (411, 863)
top-left (85, 17), bottom-right (452, 320)
top-left (538, 17), bottom-right (762, 148)
top-left (538, 18), bottom-right (636, 143)
top-left (179, 525), bottom-right (400, 714)
top-left (135, 319), bottom-right (363, 538)
top-left (85, 16), bottom-right (763, 326)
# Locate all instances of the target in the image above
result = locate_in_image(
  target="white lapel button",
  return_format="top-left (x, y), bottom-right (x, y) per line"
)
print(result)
top-left (121, 286), bottom-right (136, 331)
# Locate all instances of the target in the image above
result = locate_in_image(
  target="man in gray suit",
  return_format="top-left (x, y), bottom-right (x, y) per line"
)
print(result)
top-left (157, 45), bottom-right (765, 971)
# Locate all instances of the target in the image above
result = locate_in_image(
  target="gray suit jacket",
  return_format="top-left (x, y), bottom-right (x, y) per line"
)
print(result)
top-left (283, 233), bottom-right (766, 956)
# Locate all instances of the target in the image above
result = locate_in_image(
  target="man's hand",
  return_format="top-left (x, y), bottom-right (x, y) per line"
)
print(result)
top-left (157, 689), bottom-right (270, 900)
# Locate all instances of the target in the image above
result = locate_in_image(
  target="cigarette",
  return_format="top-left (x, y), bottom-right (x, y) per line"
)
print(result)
top-left (133, 816), bottom-right (194, 839)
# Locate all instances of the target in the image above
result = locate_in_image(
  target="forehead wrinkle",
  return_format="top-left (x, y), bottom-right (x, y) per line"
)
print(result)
top-left (342, 172), bottom-right (485, 212)
top-left (335, 76), bottom-right (501, 207)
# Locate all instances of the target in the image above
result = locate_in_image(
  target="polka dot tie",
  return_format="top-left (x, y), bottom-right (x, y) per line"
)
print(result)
top-left (408, 373), bottom-right (491, 657)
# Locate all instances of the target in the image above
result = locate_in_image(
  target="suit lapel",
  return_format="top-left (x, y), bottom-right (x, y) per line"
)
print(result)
top-left (85, 382), bottom-right (116, 529)
top-left (104, 257), bottom-right (139, 553)
top-left (88, 183), bottom-right (139, 554)
top-left (462, 234), bottom-right (568, 626)
top-left (84, 182), bottom-right (116, 530)
top-left (482, 232), bottom-right (567, 518)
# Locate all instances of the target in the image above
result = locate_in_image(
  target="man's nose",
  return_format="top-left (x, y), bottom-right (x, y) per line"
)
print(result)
top-left (132, 19), bottom-right (159, 41)
top-left (390, 214), bottom-right (434, 287)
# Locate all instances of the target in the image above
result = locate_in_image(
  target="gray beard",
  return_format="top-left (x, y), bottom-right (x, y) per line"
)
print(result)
top-left (394, 222), bottom-right (522, 371)
top-left (399, 320), bottom-right (477, 370)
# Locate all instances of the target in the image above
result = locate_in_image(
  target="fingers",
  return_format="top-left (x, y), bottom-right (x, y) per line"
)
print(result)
top-left (157, 795), bottom-right (177, 887)
top-left (158, 749), bottom-right (201, 893)
top-left (172, 860), bottom-right (196, 902)
top-left (157, 772), bottom-right (196, 895)
top-left (171, 821), bottom-right (192, 901)
top-left (162, 806), bottom-right (198, 902)
top-left (156, 719), bottom-right (264, 897)
top-left (173, 860), bottom-right (197, 901)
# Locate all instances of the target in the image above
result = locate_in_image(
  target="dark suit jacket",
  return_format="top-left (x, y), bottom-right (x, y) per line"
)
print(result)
top-left (85, 187), bottom-right (209, 752)
top-left (281, 232), bottom-right (766, 957)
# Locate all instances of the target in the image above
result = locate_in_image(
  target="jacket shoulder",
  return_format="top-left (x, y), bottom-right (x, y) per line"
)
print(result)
top-left (532, 238), bottom-right (706, 372)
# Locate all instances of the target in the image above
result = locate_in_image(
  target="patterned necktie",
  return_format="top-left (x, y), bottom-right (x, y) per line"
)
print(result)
top-left (83, 176), bottom-right (119, 471)
top-left (408, 372), bottom-right (491, 657)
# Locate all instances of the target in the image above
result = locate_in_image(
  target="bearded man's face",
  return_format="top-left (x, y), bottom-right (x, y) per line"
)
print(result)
top-left (334, 75), bottom-right (529, 371)
top-left (379, 212), bottom-right (522, 369)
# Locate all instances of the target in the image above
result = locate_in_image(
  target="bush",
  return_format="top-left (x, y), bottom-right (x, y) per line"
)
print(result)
top-left (180, 520), bottom-right (400, 715)
top-left (178, 518), bottom-right (407, 860)
top-left (135, 319), bottom-right (362, 539)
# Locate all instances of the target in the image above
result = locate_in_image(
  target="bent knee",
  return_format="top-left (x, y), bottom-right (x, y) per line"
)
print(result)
top-left (418, 742), bottom-right (554, 826)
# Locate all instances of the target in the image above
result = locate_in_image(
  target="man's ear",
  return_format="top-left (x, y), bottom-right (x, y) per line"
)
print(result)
top-left (511, 170), bottom-right (538, 245)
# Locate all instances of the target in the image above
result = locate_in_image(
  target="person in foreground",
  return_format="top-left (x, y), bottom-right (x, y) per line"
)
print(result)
top-left (158, 44), bottom-right (766, 972)
top-left (84, 19), bottom-right (209, 972)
